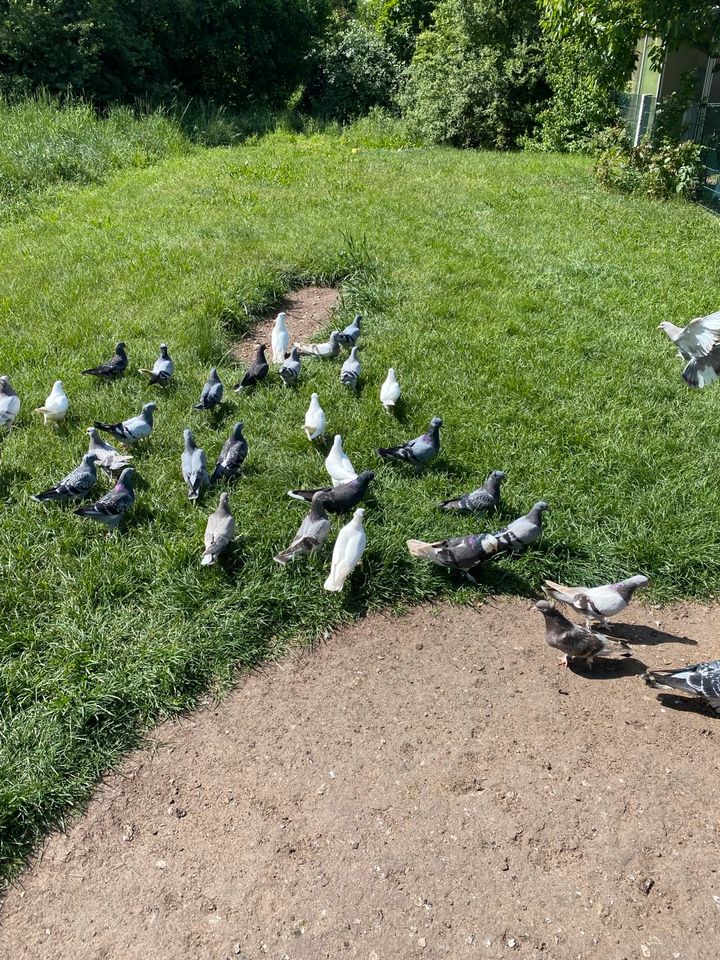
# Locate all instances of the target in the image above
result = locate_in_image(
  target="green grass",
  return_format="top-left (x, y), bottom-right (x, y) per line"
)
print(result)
top-left (0, 131), bottom-right (719, 883)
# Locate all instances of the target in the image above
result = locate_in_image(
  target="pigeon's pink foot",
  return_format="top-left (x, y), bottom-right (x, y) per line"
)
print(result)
top-left (557, 655), bottom-right (569, 668)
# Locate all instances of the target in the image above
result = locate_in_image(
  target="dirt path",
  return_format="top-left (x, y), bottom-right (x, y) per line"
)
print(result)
top-left (2, 599), bottom-right (719, 960)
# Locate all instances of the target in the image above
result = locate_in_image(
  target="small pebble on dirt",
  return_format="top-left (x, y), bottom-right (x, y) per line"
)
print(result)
top-left (122, 824), bottom-right (134, 843)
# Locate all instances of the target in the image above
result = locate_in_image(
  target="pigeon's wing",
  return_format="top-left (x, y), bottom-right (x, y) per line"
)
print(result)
top-left (543, 580), bottom-right (585, 606)
top-left (436, 534), bottom-right (496, 570)
top-left (81, 486), bottom-right (132, 519)
top-left (564, 624), bottom-right (607, 659)
top-left (59, 463), bottom-right (95, 496)
top-left (682, 346), bottom-right (720, 388)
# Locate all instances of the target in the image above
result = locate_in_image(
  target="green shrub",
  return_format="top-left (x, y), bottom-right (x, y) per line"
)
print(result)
top-left (534, 37), bottom-right (622, 152)
top-left (399, 0), bottom-right (548, 149)
top-left (358, 0), bottom-right (436, 61)
top-left (302, 19), bottom-right (403, 122)
top-left (0, 0), bottom-right (330, 110)
top-left (594, 127), bottom-right (704, 200)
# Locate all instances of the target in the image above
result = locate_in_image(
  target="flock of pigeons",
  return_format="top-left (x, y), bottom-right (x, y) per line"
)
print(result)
top-left (1, 307), bottom-right (719, 714)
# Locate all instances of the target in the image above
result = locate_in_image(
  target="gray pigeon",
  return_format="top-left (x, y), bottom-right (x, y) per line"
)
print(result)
top-left (535, 600), bottom-right (631, 668)
top-left (94, 402), bottom-right (156, 446)
top-left (195, 367), bottom-right (224, 410)
top-left (86, 427), bottom-right (133, 477)
top-left (0, 375), bottom-right (21, 430)
top-left (74, 466), bottom-right (135, 532)
top-left (295, 331), bottom-right (341, 359)
top-left (494, 501), bottom-right (548, 552)
top-left (659, 312), bottom-right (720, 388)
top-left (279, 346), bottom-right (301, 387)
top-left (543, 574), bottom-right (649, 629)
top-left (407, 532), bottom-right (499, 583)
top-left (337, 314), bottom-right (361, 347)
top-left (440, 470), bottom-right (506, 513)
top-left (210, 422), bottom-right (248, 484)
top-left (181, 428), bottom-right (209, 501)
top-left (82, 341), bottom-right (128, 379)
top-left (32, 453), bottom-right (99, 503)
top-left (377, 417), bottom-right (442, 467)
top-left (201, 492), bottom-right (235, 566)
top-left (288, 470), bottom-right (375, 514)
top-left (275, 492), bottom-right (331, 564)
top-left (644, 660), bottom-right (720, 714)
top-left (138, 343), bottom-right (174, 386)
top-left (233, 344), bottom-right (269, 391)
top-left (340, 346), bottom-right (361, 390)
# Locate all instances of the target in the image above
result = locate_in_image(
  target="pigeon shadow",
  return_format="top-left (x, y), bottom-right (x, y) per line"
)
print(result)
top-left (654, 692), bottom-right (720, 718)
top-left (384, 397), bottom-right (409, 424)
top-left (606, 623), bottom-right (698, 647)
top-left (567, 656), bottom-right (647, 680)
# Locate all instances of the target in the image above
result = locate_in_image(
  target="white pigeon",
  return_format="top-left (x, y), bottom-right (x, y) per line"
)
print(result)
top-left (325, 434), bottom-right (357, 487)
top-left (35, 380), bottom-right (69, 425)
top-left (271, 312), bottom-right (290, 365)
top-left (303, 393), bottom-right (326, 441)
top-left (659, 310), bottom-right (720, 387)
top-left (324, 507), bottom-right (367, 592)
top-left (543, 574), bottom-right (649, 629)
top-left (0, 375), bottom-right (21, 430)
top-left (380, 367), bottom-right (401, 410)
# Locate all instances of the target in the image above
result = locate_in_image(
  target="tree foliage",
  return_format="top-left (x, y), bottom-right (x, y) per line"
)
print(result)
top-left (0, 0), bottom-right (331, 109)
top-left (358, 0), bottom-right (436, 60)
top-left (400, 0), bottom-right (548, 149)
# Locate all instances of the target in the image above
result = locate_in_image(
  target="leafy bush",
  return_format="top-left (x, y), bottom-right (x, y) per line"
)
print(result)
top-left (534, 37), bottom-right (621, 152)
top-left (399, 0), bottom-right (548, 149)
top-left (594, 128), bottom-right (704, 200)
top-left (358, 0), bottom-right (436, 61)
top-left (302, 19), bottom-right (403, 122)
top-left (0, 0), bottom-right (330, 110)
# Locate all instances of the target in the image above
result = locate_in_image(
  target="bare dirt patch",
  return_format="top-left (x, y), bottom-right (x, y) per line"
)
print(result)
top-left (232, 286), bottom-right (340, 363)
top-left (2, 598), bottom-right (720, 960)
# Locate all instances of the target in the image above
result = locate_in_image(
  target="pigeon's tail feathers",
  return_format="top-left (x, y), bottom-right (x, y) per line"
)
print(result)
top-left (542, 579), bottom-right (578, 604)
top-left (81, 366), bottom-right (101, 376)
top-left (407, 539), bottom-right (435, 561)
top-left (377, 445), bottom-right (403, 461)
top-left (287, 488), bottom-right (319, 502)
top-left (32, 489), bottom-right (61, 502)
top-left (597, 636), bottom-right (632, 659)
top-left (274, 537), bottom-right (317, 565)
top-left (440, 497), bottom-right (463, 511)
top-left (644, 669), bottom-right (692, 692)
top-left (93, 421), bottom-right (114, 432)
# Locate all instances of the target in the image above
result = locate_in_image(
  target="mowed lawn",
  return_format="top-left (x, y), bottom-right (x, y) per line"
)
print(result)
top-left (1, 133), bottom-right (719, 880)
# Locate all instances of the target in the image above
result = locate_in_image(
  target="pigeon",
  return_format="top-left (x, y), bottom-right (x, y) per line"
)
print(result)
top-left (274, 492), bottom-right (331, 565)
top-left (337, 314), bottom-right (361, 347)
top-left (94, 403), bottom-right (156, 446)
top-left (543, 574), bottom-right (649, 629)
top-left (644, 660), bottom-right (720, 714)
top-left (201, 492), bottom-right (235, 566)
top-left (138, 343), bottom-right (174, 386)
top-left (271, 313), bottom-right (290, 364)
top-left (74, 466), bottom-right (135, 532)
top-left (34, 380), bottom-right (69, 426)
top-left (233, 345), bottom-right (269, 391)
top-left (81, 341), bottom-right (128, 380)
top-left (440, 470), bottom-right (506, 514)
top-left (32, 453), bottom-right (99, 503)
top-left (325, 434), bottom-right (357, 487)
top-left (210, 422), bottom-right (248, 484)
top-left (407, 532), bottom-right (499, 583)
top-left (535, 600), bottom-right (632, 668)
top-left (195, 367), bottom-right (224, 410)
top-left (303, 393), bottom-right (326, 441)
top-left (659, 312), bottom-right (720, 387)
top-left (380, 368), bottom-right (400, 411)
top-left (86, 427), bottom-right (133, 477)
top-left (0, 375), bottom-right (21, 430)
top-left (288, 470), bottom-right (375, 514)
top-left (340, 346), bottom-right (361, 390)
top-left (377, 417), bottom-right (442, 468)
top-left (295, 331), bottom-right (341, 359)
top-left (324, 507), bottom-right (367, 591)
top-left (181, 429), bottom-right (209, 501)
top-left (494, 501), bottom-right (548, 552)
top-left (279, 347), bottom-right (301, 388)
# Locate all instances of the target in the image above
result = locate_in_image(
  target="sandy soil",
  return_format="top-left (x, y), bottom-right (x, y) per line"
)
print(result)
top-left (232, 286), bottom-right (340, 363)
top-left (2, 598), bottom-right (720, 960)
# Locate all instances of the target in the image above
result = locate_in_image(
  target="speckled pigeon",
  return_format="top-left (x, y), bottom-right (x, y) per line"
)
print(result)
top-left (74, 466), bottom-right (135, 532)
top-left (32, 453), bottom-right (99, 503)
top-left (82, 341), bottom-right (128, 380)
top-left (535, 600), bottom-right (632, 668)
top-left (440, 470), bottom-right (506, 513)
top-left (644, 660), bottom-right (720, 714)
top-left (210, 422), bottom-right (248, 484)
top-left (407, 531), bottom-right (499, 583)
